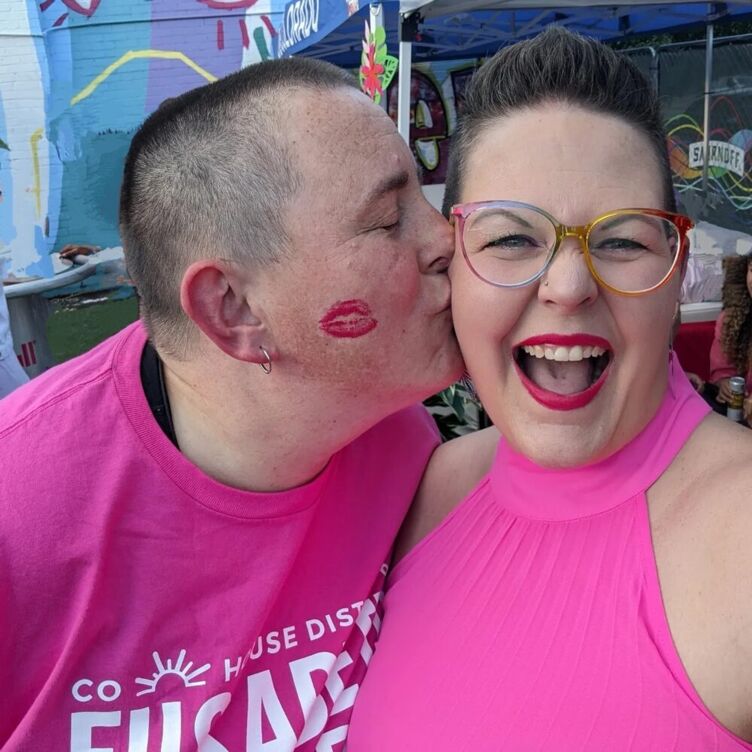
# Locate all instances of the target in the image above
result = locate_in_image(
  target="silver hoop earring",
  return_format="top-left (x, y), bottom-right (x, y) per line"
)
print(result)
top-left (259, 346), bottom-right (272, 374)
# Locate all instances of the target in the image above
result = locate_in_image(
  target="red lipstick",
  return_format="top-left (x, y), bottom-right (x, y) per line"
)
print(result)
top-left (514, 333), bottom-right (612, 411)
top-left (319, 299), bottom-right (378, 339)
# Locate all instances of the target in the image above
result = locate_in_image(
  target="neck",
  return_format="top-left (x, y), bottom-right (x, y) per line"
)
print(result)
top-left (161, 356), bottom-right (384, 493)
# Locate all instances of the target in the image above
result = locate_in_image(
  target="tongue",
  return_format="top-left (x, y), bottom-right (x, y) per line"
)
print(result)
top-left (526, 357), bottom-right (593, 395)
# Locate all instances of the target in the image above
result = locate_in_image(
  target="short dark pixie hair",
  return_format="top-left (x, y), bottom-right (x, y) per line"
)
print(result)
top-left (443, 26), bottom-right (675, 216)
top-left (120, 57), bottom-right (356, 357)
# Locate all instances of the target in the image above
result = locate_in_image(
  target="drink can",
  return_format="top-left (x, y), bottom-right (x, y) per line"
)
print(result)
top-left (727, 376), bottom-right (746, 422)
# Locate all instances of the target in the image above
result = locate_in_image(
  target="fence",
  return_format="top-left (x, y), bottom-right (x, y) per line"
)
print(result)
top-left (648, 35), bottom-right (752, 232)
top-left (386, 33), bottom-right (752, 235)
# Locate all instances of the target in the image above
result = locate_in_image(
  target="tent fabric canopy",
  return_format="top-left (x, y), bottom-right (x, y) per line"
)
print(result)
top-left (278, 0), bottom-right (752, 66)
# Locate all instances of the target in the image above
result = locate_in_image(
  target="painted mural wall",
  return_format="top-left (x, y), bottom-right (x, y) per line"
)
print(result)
top-left (384, 59), bottom-right (477, 187)
top-left (0, 0), bottom-right (282, 279)
top-left (389, 48), bottom-right (752, 234)
top-left (5, 6), bottom-right (752, 287)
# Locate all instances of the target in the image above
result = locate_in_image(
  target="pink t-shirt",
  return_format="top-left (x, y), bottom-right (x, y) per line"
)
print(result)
top-left (0, 322), bottom-right (439, 752)
top-left (709, 311), bottom-right (752, 391)
top-left (348, 357), bottom-right (752, 751)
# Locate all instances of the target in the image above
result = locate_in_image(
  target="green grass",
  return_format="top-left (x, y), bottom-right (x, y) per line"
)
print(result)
top-left (47, 294), bottom-right (139, 364)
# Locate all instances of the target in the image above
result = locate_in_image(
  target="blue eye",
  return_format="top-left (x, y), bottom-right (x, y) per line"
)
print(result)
top-left (486, 234), bottom-right (540, 249)
top-left (590, 237), bottom-right (650, 260)
top-left (596, 238), bottom-right (645, 250)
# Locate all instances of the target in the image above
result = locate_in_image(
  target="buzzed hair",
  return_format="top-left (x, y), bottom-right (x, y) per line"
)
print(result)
top-left (120, 57), bottom-right (357, 356)
top-left (443, 27), bottom-right (675, 217)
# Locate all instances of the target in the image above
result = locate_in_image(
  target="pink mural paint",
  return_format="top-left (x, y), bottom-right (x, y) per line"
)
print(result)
top-left (217, 18), bottom-right (225, 50)
top-left (261, 15), bottom-right (277, 37)
top-left (239, 18), bottom-right (250, 49)
top-left (62, 0), bottom-right (101, 16)
top-left (319, 300), bottom-right (378, 339)
top-left (40, 0), bottom-right (101, 26)
top-left (196, 0), bottom-right (260, 51)
top-left (199, 0), bottom-right (258, 7)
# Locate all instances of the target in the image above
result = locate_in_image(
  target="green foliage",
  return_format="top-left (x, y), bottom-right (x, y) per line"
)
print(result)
top-left (360, 21), bottom-right (397, 104)
top-left (424, 380), bottom-right (483, 440)
top-left (381, 55), bottom-right (398, 91)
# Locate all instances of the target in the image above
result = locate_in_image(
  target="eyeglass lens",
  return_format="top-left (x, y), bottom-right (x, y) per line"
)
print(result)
top-left (462, 206), bottom-right (681, 293)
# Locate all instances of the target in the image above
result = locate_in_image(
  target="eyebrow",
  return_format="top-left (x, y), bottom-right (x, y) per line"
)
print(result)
top-left (480, 207), bottom-right (536, 229)
top-left (596, 214), bottom-right (641, 231)
top-left (359, 170), bottom-right (411, 211)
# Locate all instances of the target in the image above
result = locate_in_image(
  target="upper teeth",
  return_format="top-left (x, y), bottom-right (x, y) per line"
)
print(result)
top-left (521, 344), bottom-right (607, 362)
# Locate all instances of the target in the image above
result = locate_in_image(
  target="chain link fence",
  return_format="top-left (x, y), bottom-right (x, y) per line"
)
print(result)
top-left (627, 36), bottom-right (752, 233)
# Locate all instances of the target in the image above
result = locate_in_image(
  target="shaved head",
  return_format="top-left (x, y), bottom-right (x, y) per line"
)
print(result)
top-left (120, 58), bottom-right (357, 356)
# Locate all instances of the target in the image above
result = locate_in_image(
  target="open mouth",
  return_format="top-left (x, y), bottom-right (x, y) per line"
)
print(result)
top-left (513, 335), bottom-right (613, 411)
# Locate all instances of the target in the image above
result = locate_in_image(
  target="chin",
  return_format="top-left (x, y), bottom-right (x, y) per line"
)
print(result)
top-left (396, 356), bottom-right (464, 407)
top-left (432, 340), bottom-right (466, 390)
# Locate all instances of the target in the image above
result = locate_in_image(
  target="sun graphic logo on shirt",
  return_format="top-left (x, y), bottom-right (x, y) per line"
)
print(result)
top-left (134, 649), bottom-right (211, 697)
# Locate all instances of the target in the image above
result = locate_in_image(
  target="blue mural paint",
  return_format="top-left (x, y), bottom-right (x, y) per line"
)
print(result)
top-left (1, 0), bottom-right (284, 286)
top-left (0, 95), bottom-right (17, 257)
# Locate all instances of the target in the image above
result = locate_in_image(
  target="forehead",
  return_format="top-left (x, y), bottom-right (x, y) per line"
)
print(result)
top-left (288, 88), bottom-right (413, 195)
top-left (461, 103), bottom-right (665, 219)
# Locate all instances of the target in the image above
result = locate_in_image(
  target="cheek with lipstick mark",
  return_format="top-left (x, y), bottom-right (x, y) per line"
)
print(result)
top-left (319, 299), bottom-right (378, 339)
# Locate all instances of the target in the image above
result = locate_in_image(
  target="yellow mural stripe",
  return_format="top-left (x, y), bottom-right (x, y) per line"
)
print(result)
top-left (70, 50), bottom-right (218, 107)
top-left (30, 127), bottom-right (44, 217)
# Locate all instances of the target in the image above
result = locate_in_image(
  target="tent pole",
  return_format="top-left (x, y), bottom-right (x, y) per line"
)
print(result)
top-left (648, 46), bottom-right (659, 92)
top-left (701, 19), bottom-right (714, 198)
top-left (397, 13), bottom-right (412, 143)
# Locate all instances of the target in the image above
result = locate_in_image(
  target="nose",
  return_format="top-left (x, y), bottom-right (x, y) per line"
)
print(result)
top-left (538, 236), bottom-right (599, 310)
top-left (418, 204), bottom-right (454, 275)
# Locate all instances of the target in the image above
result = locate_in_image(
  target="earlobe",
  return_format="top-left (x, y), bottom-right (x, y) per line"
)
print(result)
top-left (180, 260), bottom-right (275, 364)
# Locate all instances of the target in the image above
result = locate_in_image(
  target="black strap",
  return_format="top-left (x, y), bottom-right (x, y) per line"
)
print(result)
top-left (140, 341), bottom-right (179, 448)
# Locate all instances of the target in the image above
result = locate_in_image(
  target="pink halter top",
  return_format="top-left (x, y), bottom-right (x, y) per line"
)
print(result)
top-left (347, 357), bottom-right (752, 751)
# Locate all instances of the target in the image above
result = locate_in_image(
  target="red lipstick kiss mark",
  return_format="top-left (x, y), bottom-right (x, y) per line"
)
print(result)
top-left (319, 299), bottom-right (378, 339)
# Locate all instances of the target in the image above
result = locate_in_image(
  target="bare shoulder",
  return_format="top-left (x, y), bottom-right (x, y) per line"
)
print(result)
top-left (683, 413), bottom-right (752, 497)
top-left (693, 417), bottom-right (752, 545)
top-left (655, 412), bottom-right (752, 517)
top-left (652, 412), bottom-right (752, 603)
top-left (392, 426), bottom-right (500, 564)
top-left (650, 414), bottom-right (752, 736)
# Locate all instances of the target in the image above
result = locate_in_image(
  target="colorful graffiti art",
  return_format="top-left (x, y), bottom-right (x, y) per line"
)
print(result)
top-left (0, 0), bottom-right (284, 281)
top-left (667, 95), bottom-right (752, 216)
top-left (39, 0), bottom-right (102, 28)
top-left (359, 19), bottom-right (397, 105)
top-left (385, 60), bottom-right (476, 185)
top-left (196, 0), bottom-right (277, 60)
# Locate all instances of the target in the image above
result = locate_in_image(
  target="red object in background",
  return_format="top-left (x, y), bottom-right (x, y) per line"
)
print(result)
top-left (18, 341), bottom-right (37, 368)
top-left (673, 320), bottom-right (717, 381)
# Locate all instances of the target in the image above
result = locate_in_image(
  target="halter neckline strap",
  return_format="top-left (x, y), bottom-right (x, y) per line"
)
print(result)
top-left (490, 354), bottom-right (711, 522)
